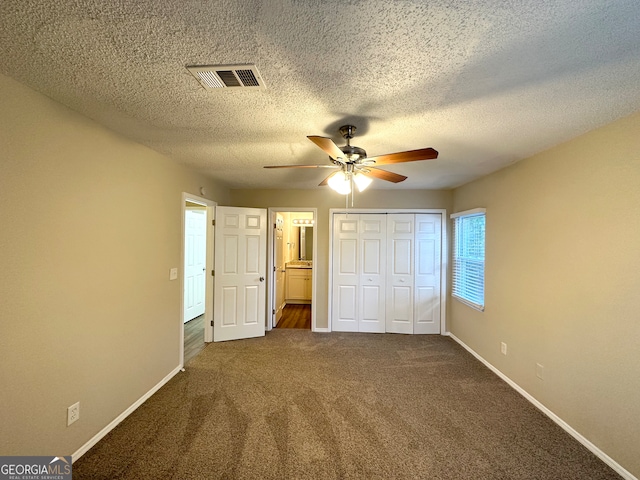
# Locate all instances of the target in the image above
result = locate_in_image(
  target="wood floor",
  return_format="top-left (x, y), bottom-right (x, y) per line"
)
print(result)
top-left (276, 304), bottom-right (311, 329)
top-left (184, 315), bottom-right (206, 365)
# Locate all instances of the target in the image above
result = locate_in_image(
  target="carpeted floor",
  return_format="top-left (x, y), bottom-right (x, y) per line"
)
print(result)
top-left (73, 331), bottom-right (621, 479)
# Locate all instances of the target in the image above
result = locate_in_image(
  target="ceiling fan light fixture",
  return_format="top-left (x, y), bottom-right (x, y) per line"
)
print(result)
top-left (327, 171), bottom-right (352, 195)
top-left (353, 172), bottom-right (372, 192)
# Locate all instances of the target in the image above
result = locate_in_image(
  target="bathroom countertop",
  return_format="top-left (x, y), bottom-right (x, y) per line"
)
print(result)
top-left (286, 261), bottom-right (312, 269)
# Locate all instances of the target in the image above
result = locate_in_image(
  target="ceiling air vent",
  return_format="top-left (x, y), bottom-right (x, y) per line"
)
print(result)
top-left (186, 64), bottom-right (265, 90)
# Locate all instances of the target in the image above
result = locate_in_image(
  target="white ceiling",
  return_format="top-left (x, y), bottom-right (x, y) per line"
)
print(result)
top-left (2, 1), bottom-right (640, 190)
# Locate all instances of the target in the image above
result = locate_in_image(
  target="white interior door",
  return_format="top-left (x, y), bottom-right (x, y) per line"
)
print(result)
top-left (214, 206), bottom-right (267, 342)
top-left (184, 208), bottom-right (207, 323)
top-left (414, 214), bottom-right (442, 334)
top-left (386, 214), bottom-right (415, 334)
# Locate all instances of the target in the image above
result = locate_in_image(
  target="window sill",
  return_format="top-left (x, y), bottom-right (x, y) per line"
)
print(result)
top-left (452, 295), bottom-right (485, 312)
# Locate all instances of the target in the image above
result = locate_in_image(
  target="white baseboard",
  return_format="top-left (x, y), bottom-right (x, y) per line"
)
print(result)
top-left (71, 365), bottom-right (182, 462)
top-left (312, 327), bottom-right (330, 333)
top-left (446, 332), bottom-right (636, 480)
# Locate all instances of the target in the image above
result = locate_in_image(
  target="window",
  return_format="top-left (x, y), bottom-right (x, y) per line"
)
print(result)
top-left (451, 208), bottom-right (485, 311)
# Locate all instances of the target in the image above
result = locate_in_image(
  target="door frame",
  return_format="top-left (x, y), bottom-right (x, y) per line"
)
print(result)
top-left (267, 208), bottom-right (318, 331)
top-left (328, 208), bottom-right (448, 334)
top-left (180, 193), bottom-right (216, 368)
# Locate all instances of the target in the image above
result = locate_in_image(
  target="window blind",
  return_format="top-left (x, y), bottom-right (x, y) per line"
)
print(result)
top-left (451, 210), bottom-right (485, 311)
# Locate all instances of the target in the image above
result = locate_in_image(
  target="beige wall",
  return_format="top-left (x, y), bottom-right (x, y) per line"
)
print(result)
top-left (450, 111), bottom-right (640, 477)
top-left (229, 189), bottom-right (452, 329)
top-left (0, 74), bottom-right (229, 456)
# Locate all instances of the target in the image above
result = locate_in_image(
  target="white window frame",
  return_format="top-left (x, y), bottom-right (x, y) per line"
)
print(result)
top-left (451, 208), bottom-right (486, 311)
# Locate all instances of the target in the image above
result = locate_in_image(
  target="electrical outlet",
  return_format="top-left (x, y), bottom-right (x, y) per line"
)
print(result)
top-left (536, 363), bottom-right (545, 380)
top-left (501, 342), bottom-right (507, 355)
top-left (67, 402), bottom-right (80, 426)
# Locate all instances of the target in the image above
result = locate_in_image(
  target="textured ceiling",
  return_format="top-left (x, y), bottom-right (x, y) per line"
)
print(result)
top-left (2, 0), bottom-right (640, 190)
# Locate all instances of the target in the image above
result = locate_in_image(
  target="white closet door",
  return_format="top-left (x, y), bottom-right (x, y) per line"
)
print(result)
top-left (359, 215), bottom-right (386, 333)
top-left (386, 214), bottom-right (415, 334)
top-left (332, 214), bottom-right (359, 332)
top-left (414, 214), bottom-right (442, 334)
top-left (332, 211), bottom-right (443, 335)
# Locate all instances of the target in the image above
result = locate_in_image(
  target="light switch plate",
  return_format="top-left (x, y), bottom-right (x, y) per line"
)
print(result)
top-left (169, 268), bottom-right (178, 280)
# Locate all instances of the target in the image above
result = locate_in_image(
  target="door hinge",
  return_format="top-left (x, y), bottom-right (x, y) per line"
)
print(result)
top-left (210, 320), bottom-right (214, 326)
top-left (211, 270), bottom-right (215, 276)
top-left (273, 266), bottom-right (277, 272)
top-left (212, 219), bottom-right (215, 226)
top-left (272, 309), bottom-right (276, 315)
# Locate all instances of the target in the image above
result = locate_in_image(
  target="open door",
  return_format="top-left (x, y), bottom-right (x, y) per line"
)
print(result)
top-left (214, 206), bottom-right (267, 342)
top-left (184, 208), bottom-right (207, 323)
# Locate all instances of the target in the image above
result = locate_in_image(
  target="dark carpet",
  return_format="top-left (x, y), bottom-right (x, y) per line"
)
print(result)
top-left (73, 330), bottom-right (620, 479)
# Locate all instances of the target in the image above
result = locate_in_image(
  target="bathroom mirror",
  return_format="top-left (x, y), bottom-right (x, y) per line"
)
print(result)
top-left (299, 226), bottom-right (313, 260)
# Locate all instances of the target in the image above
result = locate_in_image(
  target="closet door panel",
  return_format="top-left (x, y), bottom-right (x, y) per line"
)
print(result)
top-left (360, 285), bottom-right (383, 331)
top-left (388, 285), bottom-right (413, 333)
top-left (334, 285), bottom-right (358, 331)
top-left (415, 286), bottom-right (437, 330)
top-left (332, 214), bottom-right (359, 332)
top-left (386, 214), bottom-right (414, 334)
top-left (414, 214), bottom-right (442, 334)
top-left (359, 215), bottom-right (386, 332)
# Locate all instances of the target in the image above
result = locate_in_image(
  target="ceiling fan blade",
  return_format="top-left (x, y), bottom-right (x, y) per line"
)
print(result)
top-left (365, 168), bottom-right (407, 183)
top-left (264, 164), bottom-right (339, 169)
top-left (307, 136), bottom-right (345, 161)
top-left (367, 147), bottom-right (438, 165)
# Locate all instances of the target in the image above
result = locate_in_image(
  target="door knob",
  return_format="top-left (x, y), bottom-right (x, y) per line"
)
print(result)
top-left (259, 277), bottom-right (265, 282)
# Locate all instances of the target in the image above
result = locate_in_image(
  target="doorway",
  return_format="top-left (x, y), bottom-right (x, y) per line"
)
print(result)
top-left (268, 209), bottom-right (317, 331)
top-left (180, 193), bottom-right (215, 367)
top-left (184, 205), bottom-right (207, 323)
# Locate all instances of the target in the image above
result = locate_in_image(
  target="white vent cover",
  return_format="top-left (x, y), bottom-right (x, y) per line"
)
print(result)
top-left (186, 64), bottom-right (265, 90)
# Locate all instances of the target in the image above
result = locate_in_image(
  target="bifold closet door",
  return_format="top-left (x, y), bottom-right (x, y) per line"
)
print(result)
top-left (386, 213), bottom-right (442, 334)
top-left (332, 212), bottom-right (441, 334)
top-left (332, 214), bottom-right (386, 332)
top-left (386, 214), bottom-right (415, 334)
top-left (414, 214), bottom-right (442, 334)
top-left (358, 214), bottom-right (386, 333)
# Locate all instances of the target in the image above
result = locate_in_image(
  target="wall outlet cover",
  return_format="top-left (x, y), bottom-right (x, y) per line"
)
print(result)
top-left (67, 402), bottom-right (80, 426)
